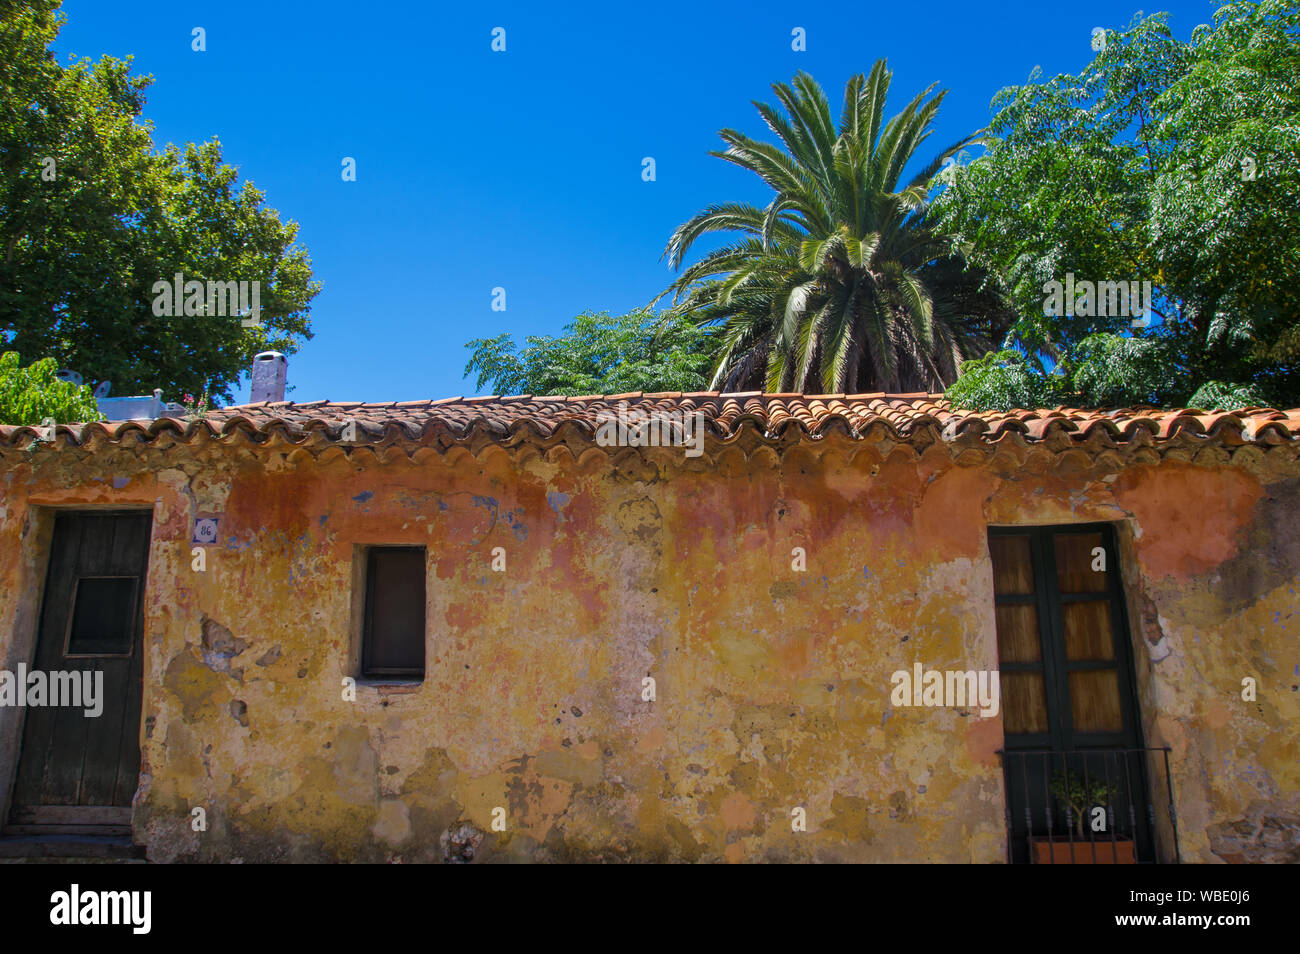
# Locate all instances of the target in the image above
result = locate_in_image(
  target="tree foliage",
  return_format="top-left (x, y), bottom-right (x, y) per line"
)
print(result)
top-left (0, 350), bottom-right (100, 424)
top-left (933, 1), bottom-right (1300, 410)
top-left (659, 64), bottom-right (1015, 394)
top-left (464, 309), bottom-right (713, 396)
top-left (0, 0), bottom-right (319, 404)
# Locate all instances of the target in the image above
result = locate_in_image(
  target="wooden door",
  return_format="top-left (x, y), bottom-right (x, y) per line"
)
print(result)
top-left (989, 524), bottom-right (1154, 862)
top-left (8, 511), bottom-right (151, 826)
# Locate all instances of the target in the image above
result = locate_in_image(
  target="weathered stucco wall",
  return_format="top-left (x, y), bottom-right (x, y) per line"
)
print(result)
top-left (0, 427), bottom-right (1296, 862)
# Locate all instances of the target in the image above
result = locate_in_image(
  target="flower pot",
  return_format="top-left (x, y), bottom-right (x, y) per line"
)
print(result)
top-left (1030, 837), bottom-right (1136, 864)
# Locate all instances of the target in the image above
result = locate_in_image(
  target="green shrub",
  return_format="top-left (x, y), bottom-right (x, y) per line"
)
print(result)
top-left (0, 351), bottom-right (103, 425)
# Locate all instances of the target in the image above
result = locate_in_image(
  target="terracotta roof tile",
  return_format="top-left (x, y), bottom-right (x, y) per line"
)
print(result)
top-left (3, 393), bottom-right (1298, 454)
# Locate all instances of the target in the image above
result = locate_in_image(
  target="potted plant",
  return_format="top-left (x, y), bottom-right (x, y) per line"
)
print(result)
top-left (1030, 768), bottom-right (1136, 863)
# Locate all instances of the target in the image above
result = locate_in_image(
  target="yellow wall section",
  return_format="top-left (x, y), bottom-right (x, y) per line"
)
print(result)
top-left (0, 431), bottom-right (1295, 862)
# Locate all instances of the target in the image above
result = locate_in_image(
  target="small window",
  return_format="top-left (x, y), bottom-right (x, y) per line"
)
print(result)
top-left (65, 576), bottom-right (138, 656)
top-left (362, 547), bottom-right (426, 679)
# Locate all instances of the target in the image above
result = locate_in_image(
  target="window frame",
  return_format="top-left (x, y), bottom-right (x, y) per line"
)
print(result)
top-left (989, 523), bottom-right (1145, 752)
top-left (360, 545), bottom-right (427, 681)
top-left (62, 574), bottom-right (140, 658)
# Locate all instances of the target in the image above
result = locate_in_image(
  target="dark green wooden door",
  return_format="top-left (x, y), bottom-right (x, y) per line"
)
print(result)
top-left (989, 524), bottom-right (1154, 862)
top-left (9, 511), bottom-right (151, 823)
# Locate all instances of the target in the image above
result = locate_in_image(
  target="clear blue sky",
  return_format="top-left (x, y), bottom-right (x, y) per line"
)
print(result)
top-left (56, 0), bottom-right (1218, 404)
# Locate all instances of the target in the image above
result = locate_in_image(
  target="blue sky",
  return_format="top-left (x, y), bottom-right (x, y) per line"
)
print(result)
top-left (56, 0), bottom-right (1219, 404)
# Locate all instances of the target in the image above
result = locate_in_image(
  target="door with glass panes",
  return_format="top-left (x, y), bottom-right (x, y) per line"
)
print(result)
top-left (988, 524), bottom-right (1153, 862)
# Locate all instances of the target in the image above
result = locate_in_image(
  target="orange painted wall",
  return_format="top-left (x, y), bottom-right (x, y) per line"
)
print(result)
top-left (0, 433), bottom-right (1294, 862)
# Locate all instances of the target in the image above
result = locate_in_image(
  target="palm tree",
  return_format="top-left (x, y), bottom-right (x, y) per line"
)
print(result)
top-left (659, 63), bottom-right (1014, 394)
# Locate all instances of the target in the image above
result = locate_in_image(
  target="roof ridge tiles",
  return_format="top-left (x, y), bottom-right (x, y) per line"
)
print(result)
top-left (11, 394), bottom-right (1299, 455)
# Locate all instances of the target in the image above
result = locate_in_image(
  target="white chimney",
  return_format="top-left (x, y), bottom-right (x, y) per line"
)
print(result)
top-left (250, 351), bottom-right (287, 403)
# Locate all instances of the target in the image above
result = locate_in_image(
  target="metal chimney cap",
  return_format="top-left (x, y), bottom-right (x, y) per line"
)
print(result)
top-left (250, 351), bottom-right (288, 404)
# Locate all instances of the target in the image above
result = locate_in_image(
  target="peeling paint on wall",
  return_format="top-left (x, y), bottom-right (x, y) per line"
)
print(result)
top-left (0, 427), bottom-right (1295, 862)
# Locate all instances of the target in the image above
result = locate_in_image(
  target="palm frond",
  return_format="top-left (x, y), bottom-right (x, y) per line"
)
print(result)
top-left (658, 62), bottom-right (1003, 395)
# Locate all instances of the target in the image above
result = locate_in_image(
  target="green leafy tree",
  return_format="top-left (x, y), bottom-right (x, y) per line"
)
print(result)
top-left (945, 350), bottom-right (1065, 411)
top-left (947, 335), bottom-right (1184, 410)
top-left (0, 0), bottom-right (319, 404)
top-left (933, 1), bottom-right (1300, 410)
top-left (0, 350), bottom-right (101, 424)
top-left (464, 309), bottom-right (714, 396)
top-left (658, 63), bottom-right (1015, 394)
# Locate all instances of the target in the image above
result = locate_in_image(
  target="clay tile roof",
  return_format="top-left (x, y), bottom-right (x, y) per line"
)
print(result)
top-left (2, 393), bottom-right (1298, 454)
